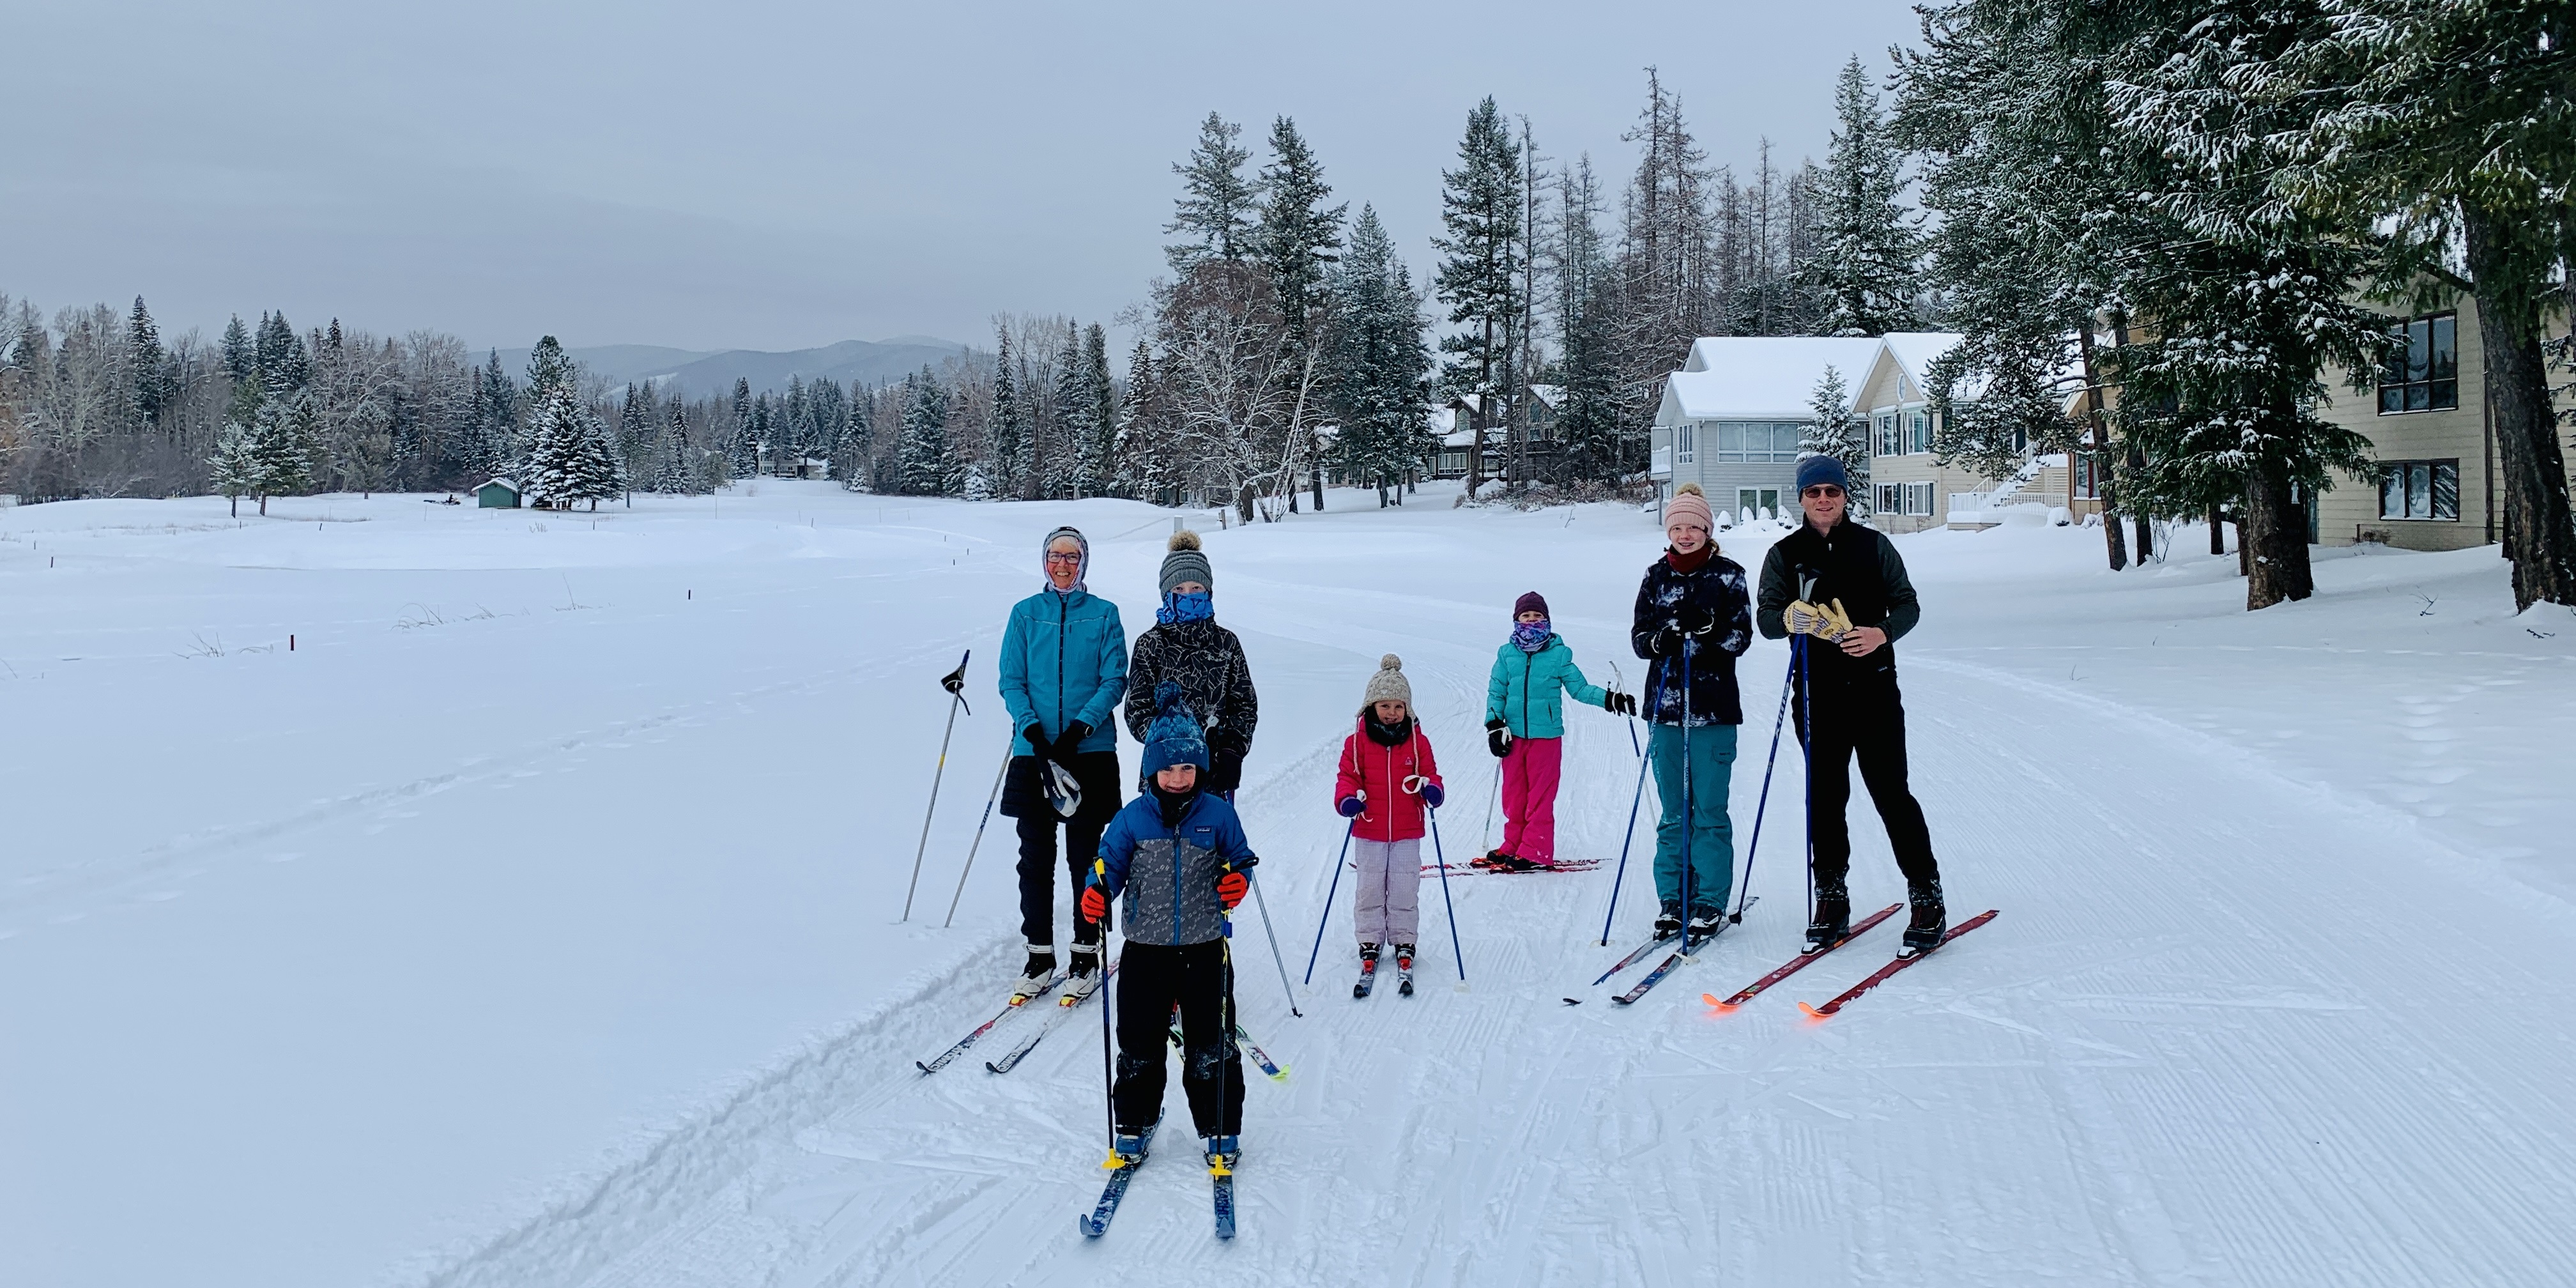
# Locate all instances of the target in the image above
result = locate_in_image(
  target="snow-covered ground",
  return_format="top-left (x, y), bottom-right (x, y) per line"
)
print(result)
top-left (3, 482), bottom-right (2571, 1287)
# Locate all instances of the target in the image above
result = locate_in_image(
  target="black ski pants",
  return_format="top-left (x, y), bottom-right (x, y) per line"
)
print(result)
top-left (1015, 811), bottom-right (1105, 950)
top-left (1111, 939), bottom-right (1243, 1138)
top-left (1793, 661), bottom-right (1940, 893)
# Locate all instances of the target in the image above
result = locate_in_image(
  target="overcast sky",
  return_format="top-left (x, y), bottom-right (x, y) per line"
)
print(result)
top-left (5, 0), bottom-right (1927, 355)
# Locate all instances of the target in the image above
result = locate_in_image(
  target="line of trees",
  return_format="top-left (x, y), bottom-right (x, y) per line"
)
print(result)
top-left (1897, 0), bottom-right (2576, 610)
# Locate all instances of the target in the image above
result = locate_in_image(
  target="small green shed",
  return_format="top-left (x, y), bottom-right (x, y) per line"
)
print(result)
top-left (475, 479), bottom-right (522, 509)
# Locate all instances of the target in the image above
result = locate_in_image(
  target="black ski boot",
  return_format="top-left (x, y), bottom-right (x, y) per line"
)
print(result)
top-left (1393, 943), bottom-right (1416, 996)
top-left (1653, 902), bottom-right (1683, 939)
top-left (1805, 885), bottom-right (1851, 954)
top-left (1899, 881), bottom-right (1946, 958)
top-left (1354, 942), bottom-right (1381, 999)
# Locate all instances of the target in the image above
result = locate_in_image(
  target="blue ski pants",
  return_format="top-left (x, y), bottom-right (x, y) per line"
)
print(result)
top-left (1649, 722), bottom-right (1737, 915)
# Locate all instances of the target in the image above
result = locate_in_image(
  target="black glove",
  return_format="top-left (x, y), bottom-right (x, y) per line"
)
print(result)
top-left (1485, 717), bottom-right (1511, 758)
top-left (1058, 721), bottom-right (1092, 753)
top-left (1606, 691), bottom-right (1637, 717)
top-left (1678, 603), bottom-right (1719, 637)
top-left (1022, 724), bottom-right (1052, 760)
top-left (1648, 627), bottom-right (1684, 657)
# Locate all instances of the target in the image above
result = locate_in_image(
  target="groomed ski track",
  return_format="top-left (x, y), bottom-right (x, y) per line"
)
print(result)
top-left (390, 516), bottom-right (2575, 1287)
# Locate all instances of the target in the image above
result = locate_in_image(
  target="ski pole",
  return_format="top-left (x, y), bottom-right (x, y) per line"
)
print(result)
top-left (1598, 749), bottom-right (1652, 946)
top-left (1798, 632), bottom-right (1814, 921)
top-left (1609, 659), bottom-right (1643, 759)
top-left (1094, 857), bottom-right (1114, 1153)
top-left (1423, 803), bottom-right (1468, 986)
top-left (940, 752), bottom-right (1011, 928)
top-left (901, 650), bottom-right (971, 922)
top-left (1679, 632), bottom-right (1695, 953)
top-left (1301, 820), bottom-right (1356, 985)
top-left (1479, 764), bottom-right (1501, 854)
top-left (1245, 871), bottom-right (1302, 1016)
top-left (1730, 650), bottom-right (1798, 922)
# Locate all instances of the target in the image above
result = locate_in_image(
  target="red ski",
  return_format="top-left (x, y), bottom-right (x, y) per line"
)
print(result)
top-left (1701, 903), bottom-right (1901, 1011)
top-left (1422, 859), bottom-right (1602, 876)
top-left (1797, 909), bottom-right (1999, 1019)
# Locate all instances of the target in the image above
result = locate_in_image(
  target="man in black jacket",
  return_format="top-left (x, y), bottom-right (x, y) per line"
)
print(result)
top-left (1756, 457), bottom-right (1947, 956)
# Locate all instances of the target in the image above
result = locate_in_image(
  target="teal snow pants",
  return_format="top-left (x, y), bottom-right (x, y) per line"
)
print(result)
top-left (1649, 722), bottom-right (1737, 916)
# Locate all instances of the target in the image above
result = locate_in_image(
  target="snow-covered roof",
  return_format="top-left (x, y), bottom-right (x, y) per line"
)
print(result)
top-left (1879, 332), bottom-right (1966, 392)
top-left (1528, 384), bottom-right (1565, 409)
top-left (475, 477), bottom-right (519, 492)
top-left (1662, 337), bottom-right (1885, 422)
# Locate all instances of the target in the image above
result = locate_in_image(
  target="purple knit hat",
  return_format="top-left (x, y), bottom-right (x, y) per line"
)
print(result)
top-left (1514, 591), bottom-right (1549, 618)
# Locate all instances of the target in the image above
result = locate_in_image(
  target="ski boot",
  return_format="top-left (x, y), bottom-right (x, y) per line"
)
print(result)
top-left (1393, 944), bottom-right (1416, 997)
top-left (1059, 943), bottom-right (1101, 1003)
top-left (1010, 947), bottom-right (1058, 1004)
top-left (1653, 901), bottom-right (1684, 939)
top-left (1354, 942), bottom-right (1381, 998)
top-left (1204, 1134), bottom-right (1241, 1176)
top-left (1491, 852), bottom-right (1539, 872)
top-left (1804, 884), bottom-right (1851, 954)
top-left (1473, 848), bottom-right (1507, 870)
top-left (1108, 1124), bottom-right (1155, 1169)
top-left (1687, 908), bottom-right (1728, 940)
top-left (1899, 880), bottom-right (1946, 958)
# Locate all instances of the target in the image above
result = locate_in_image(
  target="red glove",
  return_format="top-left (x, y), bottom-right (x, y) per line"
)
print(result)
top-left (1080, 884), bottom-right (1108, 924)
top-left (1215, 870), bottom-right (1248, 910)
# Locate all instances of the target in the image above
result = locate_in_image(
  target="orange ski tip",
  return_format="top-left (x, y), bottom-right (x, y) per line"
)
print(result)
top-left (1701, 993), bottom-right (1738, 1010)
top-left (1797, 1001), bottom-right (1830, 1020)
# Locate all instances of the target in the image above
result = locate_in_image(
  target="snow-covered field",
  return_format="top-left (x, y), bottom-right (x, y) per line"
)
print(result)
top-left (4, 482), bottom-right (2571, 1287)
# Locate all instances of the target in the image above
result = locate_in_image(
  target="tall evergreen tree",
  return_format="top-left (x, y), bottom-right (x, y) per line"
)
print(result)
top-left (727, 377), bottom-right (757, 478)
top-left (126, 297), bottom-right (171, 426)
top-left (1255, 116), bottom-right (1346, 344)
top-left (1165, 112), bottom-right (1259, 272)
top-left (896, 367), bottom-right (953, 496)
top-left (1432, 96), bottom-right (1528, 496)
top-left (1329, 206), bottom-right (1434, 507)
top-left (208, 418), bottom-right (263, 517)
top-left (989, 326), bottom-right (1025, 498)
top-left (1809, 56), bottom-right (1919, 336)
top-left (1050, 326), bottom-right (1096, 497)
top-left (1083, 323), bottom-right (1119, 496)
top-left (246, 383), bottom-right (312, 513)
top-left (471, 350), bottom-right (519, 479)
top-left (1800, 365), bottom-right (1871, 514)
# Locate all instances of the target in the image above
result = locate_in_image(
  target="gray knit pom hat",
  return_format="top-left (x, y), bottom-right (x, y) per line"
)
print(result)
top-left (1359, 654), bottom-right (1411, 713)
top-left (1158, 530), bottom-right (1213, 596)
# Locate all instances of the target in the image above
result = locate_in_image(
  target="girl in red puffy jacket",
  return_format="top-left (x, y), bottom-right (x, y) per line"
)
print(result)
top-left (1333, 655), bottom-right (1445, 984)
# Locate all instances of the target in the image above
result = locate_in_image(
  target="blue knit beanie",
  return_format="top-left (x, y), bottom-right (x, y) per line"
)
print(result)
top-left (1139, 680), bottom-right (1209, 775)
top-left (1795, 455), bottom-right (1851, 494)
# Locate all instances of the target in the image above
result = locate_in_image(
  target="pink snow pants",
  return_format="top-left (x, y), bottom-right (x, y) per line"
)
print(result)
top-left (1501, 735), bottom-right (1564, 864)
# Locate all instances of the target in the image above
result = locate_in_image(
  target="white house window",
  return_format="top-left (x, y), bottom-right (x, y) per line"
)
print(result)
top-left (1675, 422), bottom-right (1696, 464)
top-left (1736, 487), bottom-right (1781, 516)
top-left (1714, 421), bottom-right (1802, 463)
top-left (1876, 482), bottom-right (1903, 514)
top-left (1874, 413), bottom-right (1899, 457)
top-left (2379, 459), bottom-right (2458, 520)
top-left (1910, 481), bottom-right (1935, 514)
top-left (1908, 410), bottom-right (1933, 455)
top-left (1873, 482), bottom-right (1939, 516)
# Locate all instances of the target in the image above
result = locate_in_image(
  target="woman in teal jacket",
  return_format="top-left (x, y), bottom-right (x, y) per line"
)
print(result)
top-left (997, 525), bottom-right (1128, 1000)
top-left (1481, 592), bottom-right (1635, 870)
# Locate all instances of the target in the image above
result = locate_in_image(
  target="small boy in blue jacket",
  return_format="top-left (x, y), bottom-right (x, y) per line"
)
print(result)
top-left (1080, 681), bottom-right (1257, 1172)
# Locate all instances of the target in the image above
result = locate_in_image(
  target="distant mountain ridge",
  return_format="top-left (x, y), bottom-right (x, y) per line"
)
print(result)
top-left (489, 337), bottom-right (972, 397)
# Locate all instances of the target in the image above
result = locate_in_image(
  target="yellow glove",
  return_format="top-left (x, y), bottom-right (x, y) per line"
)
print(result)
top-left (1786, 599), bottom-right (1855, 641)
top-left (1816, 599), bottom-right (1855, 641)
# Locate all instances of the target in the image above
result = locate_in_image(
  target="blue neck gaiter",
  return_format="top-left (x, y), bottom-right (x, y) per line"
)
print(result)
top-left (1158, 590), bottom-right (1214, 625)
top-left (1512, 620), bottom-right (1551, 653)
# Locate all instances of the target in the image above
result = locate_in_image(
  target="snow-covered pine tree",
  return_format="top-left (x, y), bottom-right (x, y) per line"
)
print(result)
top-left (1120, 339), bottom-right (1175, 503)
top-left (1546, 155), bottom-right (1625, 485)
top-left (208, 417), bottom-right (263, 517)
top-left (781, 376), bottom-right (808, 474)
top-left (1165, 112), bottom-right (1259, 272)
top-left (618, 383), bottom-right (653, 467)
top-left (1255, 116), bottom-right (1346, 345)
top-left (127, 297), bottom-right (171, 427)
top-left (1049, 326), bottom-right (1094, 498)
top-left (255, 312), bottom-right (309, 392)
top-left (896, 367), bottom-right (952, 496)
top-left (1800, 365), bottom-right (1870, 516)
top-left (988, 326), bottom-right (1024, 498)
top-left (835, 379), bottom-right (871, 487)
top-left (727, 378), bottom-right (757, 479)
top-left (2103, 0), bottom-right (2384, 608)
top-left (1082, 323), bottom-right (1119, 496)
top-left (247, 383), bottom-right (312, 514)
top-left (1809, 56), bottom-right (1918, 337)
top-left (807, 376), bottom-right (848, 469)
top-left (2264, 0), bottom-right (2576, 608)
top-left (473, 349), bottom-right (519, 479)
top-left (1329, 205), bottom-right (1434, 507)
top-left (565, 398), bottom-right (625, 509)
top-left (220, 316), bottom-right (255, 385)
top-left (521, 383), bottom-right (583, 509)
top-left (1433, 96), bottom-right (1526, 498)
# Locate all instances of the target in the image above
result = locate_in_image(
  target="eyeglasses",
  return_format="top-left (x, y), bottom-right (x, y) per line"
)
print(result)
top-left (1802, 486), bottom-right (1845, 500)
top-left (1045, 551), bottom-right (1083, 564)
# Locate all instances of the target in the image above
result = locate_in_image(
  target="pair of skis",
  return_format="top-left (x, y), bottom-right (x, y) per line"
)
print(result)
top-left (1607, 896), bottom-right (1758, 1005)
top-left (1078, 1127), bottom-right (1238, 1241)
top-left (1420, 858), bottom-right (1603, 876)
top-left (1693, 906), bottom-right (1999, 1016)
top-left (1353, 953), bottom-right (1412, 999)
top-left (912, 964), bottom-right (1113, 1076)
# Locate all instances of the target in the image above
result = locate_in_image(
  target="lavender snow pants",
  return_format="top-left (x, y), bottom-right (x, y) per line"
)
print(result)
top-left (1352, 837), bottom-right (1422, 945)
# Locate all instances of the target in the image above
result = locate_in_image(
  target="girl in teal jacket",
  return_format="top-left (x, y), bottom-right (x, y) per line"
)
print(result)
top-left (1480, 592), bottom-right (1635, 870)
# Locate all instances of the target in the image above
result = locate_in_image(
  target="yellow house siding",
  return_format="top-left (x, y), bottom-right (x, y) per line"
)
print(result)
top-left (2315, 298), bottom-right (2492, 551)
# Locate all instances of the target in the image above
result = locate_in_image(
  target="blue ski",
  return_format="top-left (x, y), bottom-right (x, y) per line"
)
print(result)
top-left (1611, 898), bottom-right (1758, 1006)
top-left (1079, 1124), bottom-right (1156, 1238)
top-left (1212, 1161), bottom-right (1236, 1239)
